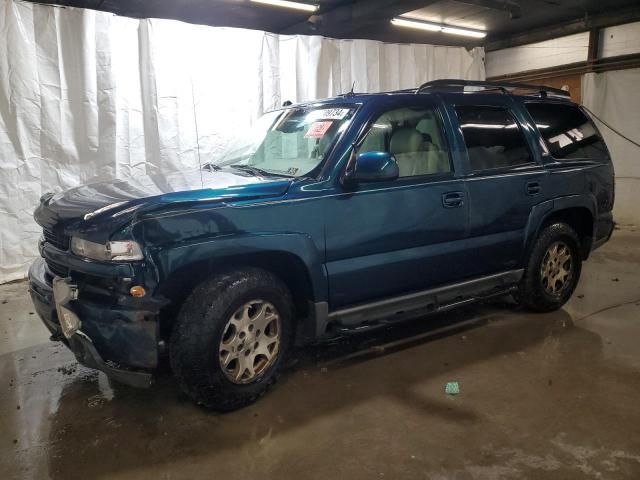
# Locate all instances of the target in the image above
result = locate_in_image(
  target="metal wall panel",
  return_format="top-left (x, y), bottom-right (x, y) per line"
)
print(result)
top-left (486, 32), bottom-right (589, 78)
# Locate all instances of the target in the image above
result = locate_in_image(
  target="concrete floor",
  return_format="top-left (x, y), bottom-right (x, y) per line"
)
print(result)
top-left (2, 228), bottom-right (640, 480)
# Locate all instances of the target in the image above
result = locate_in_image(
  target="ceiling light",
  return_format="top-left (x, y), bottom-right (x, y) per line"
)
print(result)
top-left (441, 26), bottom-right (486, 38)
top-left (461, 123), bottom-right (518, 129)
top-left (391, 17), bottom-right (486, 39)
top-left (391, 18), bottom-right (441, 32)
top-left (251, 0), bottom-right (318, 12)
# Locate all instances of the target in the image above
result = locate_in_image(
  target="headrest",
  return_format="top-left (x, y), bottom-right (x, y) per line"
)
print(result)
top-left (390, 128), bottom-right (423, 155)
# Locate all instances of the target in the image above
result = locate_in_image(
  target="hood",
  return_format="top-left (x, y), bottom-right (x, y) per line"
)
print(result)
top-left (34, 167), bottom-right (292, 232)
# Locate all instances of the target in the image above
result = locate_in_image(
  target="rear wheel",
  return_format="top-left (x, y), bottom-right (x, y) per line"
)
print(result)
top-left (170, 268), bottom-right (294, 411)
top-left (517, 222), bottom-right (582, 312)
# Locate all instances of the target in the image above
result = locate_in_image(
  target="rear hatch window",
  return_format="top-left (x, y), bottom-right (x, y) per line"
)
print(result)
top-left (525, 102), bottom-right (609, 161)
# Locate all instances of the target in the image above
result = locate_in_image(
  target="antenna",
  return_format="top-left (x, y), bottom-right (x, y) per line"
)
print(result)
top-left (190, 76), bottom-right (204, 187)
top-left (341, 81), bottom-right (356, 98)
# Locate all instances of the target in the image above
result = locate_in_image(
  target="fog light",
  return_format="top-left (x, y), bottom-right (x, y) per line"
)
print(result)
top-left (130, 286), bottom-right (146, 298)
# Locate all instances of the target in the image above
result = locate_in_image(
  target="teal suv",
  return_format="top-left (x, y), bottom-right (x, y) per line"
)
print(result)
top-left (30, 80), bottom-right (615, 410)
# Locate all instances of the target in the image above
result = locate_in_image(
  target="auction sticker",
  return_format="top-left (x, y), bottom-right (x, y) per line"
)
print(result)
top-left (307, 108), bottom-right (351, 122)
top-left (317, 108), bottom-right (350, 120)
top-left (305, 121), bottom-right (333, 139)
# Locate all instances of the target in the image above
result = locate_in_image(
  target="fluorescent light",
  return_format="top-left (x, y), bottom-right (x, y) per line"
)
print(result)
top-left (441, 26), bottom-right (486, 39)
top-left (391, 17), bottom-right (486, 39)
top-left (461, 123), bottom-right (518, 129)
top-left (391, 18), bottom-right (441, 32)
top-left (251, 0), bottom-right (318, 12)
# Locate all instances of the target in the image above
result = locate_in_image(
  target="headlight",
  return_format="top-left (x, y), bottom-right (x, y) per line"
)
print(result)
top-left (71, 237), bottom-right (143, 262)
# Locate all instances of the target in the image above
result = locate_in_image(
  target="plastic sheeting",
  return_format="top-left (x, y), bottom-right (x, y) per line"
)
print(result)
top-left (0, 0), bottom-right (485, 283)
top-left (582, 69), bottom-right (640, 225)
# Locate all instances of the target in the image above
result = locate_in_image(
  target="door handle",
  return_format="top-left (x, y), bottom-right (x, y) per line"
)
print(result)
top-left (526, 181), bottom-right (541, 196)
top-left (442, 191), bottom-right (464, 208)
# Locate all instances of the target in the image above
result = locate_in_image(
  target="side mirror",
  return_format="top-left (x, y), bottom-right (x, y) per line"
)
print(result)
top-left (350, 151), bottom-right (399, 183)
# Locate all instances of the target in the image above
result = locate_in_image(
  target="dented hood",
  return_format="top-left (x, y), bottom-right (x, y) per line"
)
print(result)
top-left (34, 167), bottom-right (292, 231)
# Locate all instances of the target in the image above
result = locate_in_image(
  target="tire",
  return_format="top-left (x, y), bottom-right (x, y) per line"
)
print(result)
top-left (170, 267), bottom-right (294, 411)
top-left (517, 222), bottom-right (582, 313)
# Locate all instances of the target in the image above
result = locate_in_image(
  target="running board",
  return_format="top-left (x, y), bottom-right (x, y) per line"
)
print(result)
top-left (328, 269), bottom-right (523, 329)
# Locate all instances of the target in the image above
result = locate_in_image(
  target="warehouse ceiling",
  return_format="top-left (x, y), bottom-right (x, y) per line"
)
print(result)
top-left (27, 0), bottom-right (640, 48)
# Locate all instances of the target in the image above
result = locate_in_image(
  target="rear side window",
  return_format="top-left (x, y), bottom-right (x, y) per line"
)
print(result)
top-left (455, 106), bottom-right (533, 171)
top-left (525, 103), bottom-right (608, 160)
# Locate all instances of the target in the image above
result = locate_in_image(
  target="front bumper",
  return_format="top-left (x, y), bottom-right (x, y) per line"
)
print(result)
top-left (28, 258), bottom-right (157, 388)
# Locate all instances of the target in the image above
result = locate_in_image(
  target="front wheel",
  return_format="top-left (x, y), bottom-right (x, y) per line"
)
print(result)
top-left (170, 268), bottom-right (294, 411)
top-left (517, 222), bottom-right (582, 313)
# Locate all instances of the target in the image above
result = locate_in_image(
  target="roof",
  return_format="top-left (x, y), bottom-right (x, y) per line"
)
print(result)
top-left (291, 79), bottom-right (575, 107)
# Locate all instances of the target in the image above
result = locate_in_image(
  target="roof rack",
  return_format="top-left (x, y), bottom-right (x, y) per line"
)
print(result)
top-left (415, 79), bottom-right (571, 98)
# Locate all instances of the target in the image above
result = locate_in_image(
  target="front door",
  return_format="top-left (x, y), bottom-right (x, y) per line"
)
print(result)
top-left (324, 99), bottom-right (469, 308)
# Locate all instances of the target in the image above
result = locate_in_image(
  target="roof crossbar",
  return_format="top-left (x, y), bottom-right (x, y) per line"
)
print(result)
top-left (415, 79), bottom-right (571, 98)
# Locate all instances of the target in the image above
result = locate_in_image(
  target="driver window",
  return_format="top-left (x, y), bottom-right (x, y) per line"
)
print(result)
top-left (359, 107), bottom-right (452, 177)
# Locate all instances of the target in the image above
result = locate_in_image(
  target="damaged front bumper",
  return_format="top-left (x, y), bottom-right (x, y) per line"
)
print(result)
top-left (63, 331), bottom-right (154, 388)
top-left (28, 257), bottom-right (160, 388)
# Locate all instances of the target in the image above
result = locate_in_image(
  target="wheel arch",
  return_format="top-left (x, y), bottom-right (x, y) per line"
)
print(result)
top-left (542, 207), bottom-right (594, 259)
top-left (152, 235), bottom-right (327, 344)
top-left (525, 197), bottom-right (595, 263)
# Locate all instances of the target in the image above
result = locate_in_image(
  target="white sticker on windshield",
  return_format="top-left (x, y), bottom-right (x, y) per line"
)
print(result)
top-left (317, 108), bottom-right (350, 120)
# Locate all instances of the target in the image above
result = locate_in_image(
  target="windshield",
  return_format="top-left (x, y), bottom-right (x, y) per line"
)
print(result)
top-left (215, 106), bottom-right (357, 177)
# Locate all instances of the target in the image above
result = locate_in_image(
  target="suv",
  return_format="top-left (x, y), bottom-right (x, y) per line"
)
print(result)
top-left (29, 80), bottom-right (615, 410)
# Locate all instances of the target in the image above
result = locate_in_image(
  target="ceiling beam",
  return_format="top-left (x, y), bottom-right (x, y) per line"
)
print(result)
top-left (455, 0), bottom-right (521, 19)
top-left (280, 0), bottom-right (440, 36)
top-left (486, 6), bottom-right (640, 51)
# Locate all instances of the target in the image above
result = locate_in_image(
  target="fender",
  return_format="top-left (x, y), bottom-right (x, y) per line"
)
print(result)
top-left (522, 194), bottom-right (597, 264)
top-left (552, 194), bottom-right (597, 218)
top-left (150, 231), bottom-right (329, 305)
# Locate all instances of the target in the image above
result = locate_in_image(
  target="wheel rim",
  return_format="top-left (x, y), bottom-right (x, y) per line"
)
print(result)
top-left (540, 241), bottom-right (573, 295)
top-left (219, 300), bottom-right (281, 384)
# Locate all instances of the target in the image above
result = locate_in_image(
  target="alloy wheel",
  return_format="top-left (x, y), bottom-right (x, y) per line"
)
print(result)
top-left (219, 300), bottom-right (281, 384)
top-left (540, 241), bottom-right (573, 295)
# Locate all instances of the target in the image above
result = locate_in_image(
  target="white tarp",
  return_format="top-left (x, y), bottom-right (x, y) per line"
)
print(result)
top-left (582, 69), bottom-right (640, 225)
top-left (0, 0), bottom-right (485, 283)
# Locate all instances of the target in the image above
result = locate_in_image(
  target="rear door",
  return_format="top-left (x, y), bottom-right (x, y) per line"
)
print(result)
top-left (446, 96), bottom-right (548, 276)
top-left (324, 96), bottom-right (469, 308)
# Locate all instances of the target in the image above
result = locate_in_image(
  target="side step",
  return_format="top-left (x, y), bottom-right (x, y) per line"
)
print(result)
top-left (327, 269), bottom-right (523, 331)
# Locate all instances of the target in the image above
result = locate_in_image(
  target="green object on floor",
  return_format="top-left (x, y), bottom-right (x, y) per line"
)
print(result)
top-left (445, 382), bottom-right (460, 395)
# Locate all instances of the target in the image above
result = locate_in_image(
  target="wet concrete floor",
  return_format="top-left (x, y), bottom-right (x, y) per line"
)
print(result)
top-left (1, 227), bottom-right (640, 479)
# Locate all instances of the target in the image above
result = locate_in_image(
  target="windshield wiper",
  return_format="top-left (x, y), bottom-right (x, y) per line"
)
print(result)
top-left (231, 165), bottom-right (293, 178)
top-left (202, 163), bottom-right (221, 171)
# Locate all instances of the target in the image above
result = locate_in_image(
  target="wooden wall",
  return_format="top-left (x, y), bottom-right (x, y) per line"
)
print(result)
top-left (531, 74), bottom-right (582, 103)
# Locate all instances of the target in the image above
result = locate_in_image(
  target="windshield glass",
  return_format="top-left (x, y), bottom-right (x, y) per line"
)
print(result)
top-left (216, 106), bottom-right (356, 177)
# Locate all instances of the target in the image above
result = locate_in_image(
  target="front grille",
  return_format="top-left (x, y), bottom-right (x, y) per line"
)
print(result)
top-left (45, 259), bottom-right (69, 278)
top-left (43, 228), bottom-right (70, 251)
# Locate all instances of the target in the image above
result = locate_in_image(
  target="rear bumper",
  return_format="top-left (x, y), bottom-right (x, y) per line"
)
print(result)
top-left (28, 258), bottom-right (156, 388)
top-left (592, 211), bottom-right (615, 252)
